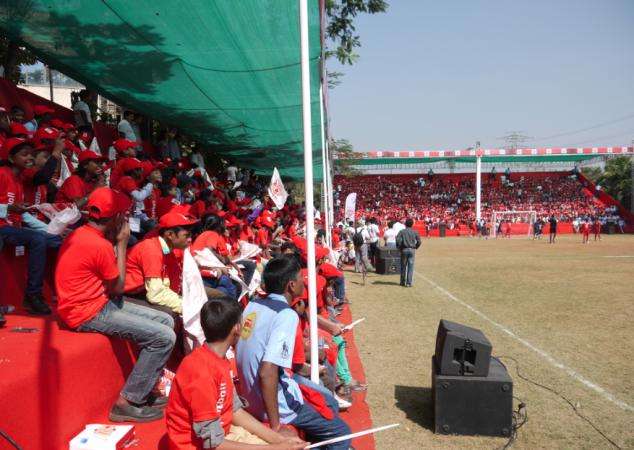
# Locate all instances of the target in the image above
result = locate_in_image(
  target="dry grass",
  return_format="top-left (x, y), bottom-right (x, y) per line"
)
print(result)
top-left (347, 234), bottom-right (634, 450)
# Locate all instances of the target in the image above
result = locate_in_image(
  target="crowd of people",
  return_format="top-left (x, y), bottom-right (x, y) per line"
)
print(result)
top-left (0, 97), bottom-right (371, 449)
top-left (333, 171), bottom-right (627, 234)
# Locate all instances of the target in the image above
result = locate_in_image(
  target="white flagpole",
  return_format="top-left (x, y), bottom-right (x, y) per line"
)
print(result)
top-left (319, 86), bottom-right (332, 248)
top-left (299, 0), bottom-right (319, 384)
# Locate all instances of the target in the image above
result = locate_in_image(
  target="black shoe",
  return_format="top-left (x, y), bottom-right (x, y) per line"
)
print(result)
top-left (146, 393), bottom-right (168, 409)
top-left (23, 294), bottom-right (52, 315)
top-left (0, 310), bottom-right (5, 328)
top-left (109, 403), bottom-right (164, 422)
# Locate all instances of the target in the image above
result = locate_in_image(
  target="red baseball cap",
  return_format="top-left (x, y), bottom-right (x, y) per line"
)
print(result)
top-left (10, 122), bottom-right (29, 137)
top-left (50, 118), bottom-right (65, 129)
top-left (34, 127), bottom-right (60, 141)
top-left (86, 187), bottom-right (131, 219)
top-left (113, 139), bottom-right (137, 154)
top-left (33, 105), bottom-right (55, 116)
top-left (78, 150), bottom-right (107, 165)
top-left (119, 157), bottom-right (143, 173)
top-left (1, 137), bottom-right (33, 160)
top-left (158, 211), bottom-right (199, 229)
top-left (315, 246), bottom-right (330, 261)
top-left (225, 215), bottom-right (243, 227)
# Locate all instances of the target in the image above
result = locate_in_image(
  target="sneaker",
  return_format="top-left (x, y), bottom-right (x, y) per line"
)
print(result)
top-left (109, 403), bottom-right (164, 422)
top-left (23, 294), bottom-right (52, 315)
top-left (335, 394), bottom-right (352, 411)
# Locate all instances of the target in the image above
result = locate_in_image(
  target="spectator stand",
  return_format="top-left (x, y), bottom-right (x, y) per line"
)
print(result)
top-left (0, 1), bottom-right (375, 449)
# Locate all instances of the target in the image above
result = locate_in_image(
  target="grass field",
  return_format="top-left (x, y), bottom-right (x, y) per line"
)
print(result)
top-left (347, 234), bottom-right (634, 450)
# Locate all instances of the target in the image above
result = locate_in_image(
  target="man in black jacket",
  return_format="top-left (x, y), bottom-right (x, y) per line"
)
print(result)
top-left (396, 218), bottom-right (421, 287)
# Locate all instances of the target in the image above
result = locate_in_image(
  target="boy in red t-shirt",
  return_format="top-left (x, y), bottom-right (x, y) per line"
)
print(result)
top-left (56, 187), bottom-right (176, 423)
top-left (166, 298), bottom-right (306, 450)
top-left (0, 137), bottom-right (57, 315)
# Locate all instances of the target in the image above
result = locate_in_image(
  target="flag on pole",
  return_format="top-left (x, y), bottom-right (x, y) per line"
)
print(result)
top-left (268, 167), bottom-right (288, 210)
top-left (344, 192), bottom-right (357, 222)
top-left (56, 156), bottom-right (71, 188)
top-left (89, 137), bottom-right (101, 155)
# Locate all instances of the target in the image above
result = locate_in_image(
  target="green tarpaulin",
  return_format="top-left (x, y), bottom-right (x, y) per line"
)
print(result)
top-left (0, 0), bottom-right (323, 179)
top-left (340, 154), bottom-right (598, 166)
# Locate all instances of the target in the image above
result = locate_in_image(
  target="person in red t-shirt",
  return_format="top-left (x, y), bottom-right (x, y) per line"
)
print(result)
top-left (56, 150), bottom-right (106, 207)
top-left (55, 187), bottom-right (176, 423)
top-left (143, 165), bottom-right (163, 221)
top-left (593, 217), bottom-right (602, 241)
top-left (167, 298), bottom-right (306, 450)
top-left (124, 211), bottom-right (198, 315)
top-left (581, 219), bottom-right (590, 244)
top-left (0, 137), bottom-right (56, 315)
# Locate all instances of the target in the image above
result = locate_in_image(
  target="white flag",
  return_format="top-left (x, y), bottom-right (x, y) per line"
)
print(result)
top-left (181, 249), bottom-right (209, 349)
top-left (344, 192), bottom-right (357, 222)
top-left (56, 157), bottom-right (72, 188)
top-left (268, 167), bottom-right (288, 210)
top-left (89, 137), bottom-right (101, 155)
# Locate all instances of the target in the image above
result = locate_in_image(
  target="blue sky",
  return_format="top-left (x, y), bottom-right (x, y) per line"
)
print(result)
top-left (326, 0), bottom-right (634, 151)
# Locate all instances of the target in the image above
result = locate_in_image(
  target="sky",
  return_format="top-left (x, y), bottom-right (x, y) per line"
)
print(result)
top-left (326, 0), bottom-right (634, 152)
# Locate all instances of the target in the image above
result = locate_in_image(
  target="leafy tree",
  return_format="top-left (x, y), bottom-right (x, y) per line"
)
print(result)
top-left (331, 138), bottom-right (362, 177)
top-left (597, 157), bottom-right (632, 211)
top-left (0, 36), bottom-right (37, 83)
top-left (325, 0), bottom-right (389, 65)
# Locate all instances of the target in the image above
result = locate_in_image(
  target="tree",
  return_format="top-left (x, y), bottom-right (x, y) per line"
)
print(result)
top-left (325, 0), bottom-right (389, 65)
top-left (330, 138), bottom-right (362, 177)
top-left (597, 157), bottom-right (632, 211)
top-left (0, 36), bottom-right (37, 83)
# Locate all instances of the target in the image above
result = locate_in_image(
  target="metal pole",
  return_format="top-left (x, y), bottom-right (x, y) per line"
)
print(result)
top-left (299, 0), bottom-right (320, 384)
top-left (319, 86), bottom-right (332, 247)
top-left (476, 152), bottom-right (482, 220)
top-left (47, 66), bottom-right (54, 102)
top-left (630, 140), bottom-right (634, 214)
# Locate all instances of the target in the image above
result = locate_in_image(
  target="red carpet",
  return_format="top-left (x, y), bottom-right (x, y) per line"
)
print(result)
top-left (0, 305), bottom-right (374, 450)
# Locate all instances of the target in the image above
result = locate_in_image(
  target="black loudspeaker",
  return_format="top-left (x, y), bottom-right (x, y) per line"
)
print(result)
top-left (375, 256), bottom-right (401, 274)
top-left (432, 356), bottom-right (513, 437)
top-left (377, 246), bottom-right (400, 259)
top-left (434, 319), bottom-right (492, 377)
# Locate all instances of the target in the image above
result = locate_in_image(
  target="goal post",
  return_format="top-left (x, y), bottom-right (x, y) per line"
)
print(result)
top-left (491, 210), bottom-right (537, 238)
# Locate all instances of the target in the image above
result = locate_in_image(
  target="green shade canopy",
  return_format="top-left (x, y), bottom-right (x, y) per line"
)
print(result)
top-left (340, 154), bottom-right (598, 167)
top-left (0, 0), bottom-right (324, 179)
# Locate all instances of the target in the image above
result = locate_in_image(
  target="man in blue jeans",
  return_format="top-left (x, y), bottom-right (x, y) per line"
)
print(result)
top-left (396, 218), bottom-right (421, 287)
top-left (0, 137), bottom-right (62, 315)
top-left (236, 256), bottom-right (351, 450)
top-left (55, 187), bottom-right (175, 422)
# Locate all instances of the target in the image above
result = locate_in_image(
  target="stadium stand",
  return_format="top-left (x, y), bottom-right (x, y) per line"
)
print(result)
top-left (0, 80), bottom-right (373, 449)
top-left (334, 171), bottom-right (631, 236)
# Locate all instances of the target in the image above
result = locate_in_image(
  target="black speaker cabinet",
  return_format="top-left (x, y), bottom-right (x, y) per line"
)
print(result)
top-left (432, 357), bottom-right (513, 437)
top-left (434, 319), bottom-right (492, 377)
top-left (377, 246), bottom-right (400, 259)
top-left (376, 256), bottom-right (401, 274)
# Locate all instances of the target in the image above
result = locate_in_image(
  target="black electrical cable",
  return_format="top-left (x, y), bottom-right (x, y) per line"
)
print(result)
top-left (0, 429), bottom-right (23, 450)
top-left (495, 356), bottom-right (622, 449)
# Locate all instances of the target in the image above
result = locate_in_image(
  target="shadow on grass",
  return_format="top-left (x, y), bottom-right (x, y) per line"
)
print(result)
top-left (394, 385), bottom-right (434, 431)
top-left (372, 280), bottom-right (401, 286)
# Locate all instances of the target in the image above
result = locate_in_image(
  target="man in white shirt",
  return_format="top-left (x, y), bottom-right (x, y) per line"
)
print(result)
top-left (366, 217), bottom-right (380, 265)
top-left (353, 219), bottom-right (374, 273)
top-left (383, 221), bottom-right (398, 247)
top-left (73, 90), bottom-right (93, 127)
top-left (393, 219), bottom-right (406, 234)
top-left (118, 111), bottom-right (137, 141)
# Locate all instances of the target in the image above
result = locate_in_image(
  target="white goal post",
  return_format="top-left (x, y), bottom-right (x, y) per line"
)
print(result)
top-left (491, 210), bottom-right (537, 238)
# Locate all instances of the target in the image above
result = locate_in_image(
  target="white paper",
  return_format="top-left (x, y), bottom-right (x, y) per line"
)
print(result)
top-left (231, 240), bottom-right (261, 263)
top-left (343, 317), bottom-right (365, 331)
top-left (129, 217), bottom-right (141, 233)
top-left (305, 423), bottom-right (399, 449)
